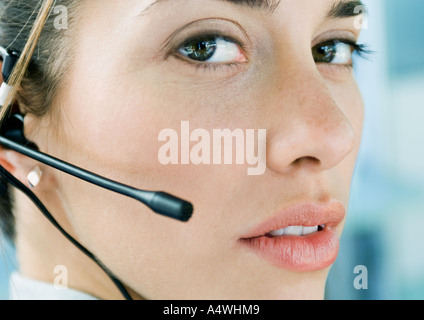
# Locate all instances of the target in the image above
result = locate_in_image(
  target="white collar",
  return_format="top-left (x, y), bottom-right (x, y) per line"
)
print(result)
top-left (9, 272), bottom-right (98, 300)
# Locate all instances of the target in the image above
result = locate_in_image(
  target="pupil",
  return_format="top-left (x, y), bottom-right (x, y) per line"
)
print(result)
top-left (314, 43), bottom-right (336, 63)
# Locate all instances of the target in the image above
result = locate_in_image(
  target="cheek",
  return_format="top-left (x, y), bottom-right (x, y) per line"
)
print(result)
top-left (55, 73), bottom-right (242, 231)
top-left (58, 74), bottom-right (264, 294)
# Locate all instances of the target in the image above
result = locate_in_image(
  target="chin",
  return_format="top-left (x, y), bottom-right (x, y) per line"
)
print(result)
top-left (263, 269), bottom-right (330, 300)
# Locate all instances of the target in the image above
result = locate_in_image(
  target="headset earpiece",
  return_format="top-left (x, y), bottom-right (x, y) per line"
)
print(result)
top-left (0, 114), bottom-right (39, 150)
top-left (0, 47), bottom-right (20, 107)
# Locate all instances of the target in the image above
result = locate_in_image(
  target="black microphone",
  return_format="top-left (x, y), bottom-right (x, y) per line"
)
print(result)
top-left (0, 114), bottom-right (194, 222)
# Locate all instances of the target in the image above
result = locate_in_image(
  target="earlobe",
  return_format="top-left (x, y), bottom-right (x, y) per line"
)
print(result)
top-left (1, 111), bottom-right (50, 190)
top-left (0, 145), bottom-right (44, 189)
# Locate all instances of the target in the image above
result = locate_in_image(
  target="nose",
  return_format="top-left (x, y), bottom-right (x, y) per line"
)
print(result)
top-left (266, 67), bottom-right (356, 175)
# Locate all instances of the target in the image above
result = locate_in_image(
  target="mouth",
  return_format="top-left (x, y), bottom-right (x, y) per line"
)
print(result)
top-left (264, 224), bottom-right (326, 237)
top-left (239, 201), bottom-right (346, 272)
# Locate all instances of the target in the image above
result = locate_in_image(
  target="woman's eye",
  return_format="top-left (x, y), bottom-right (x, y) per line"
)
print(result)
top-left (312, 40), bottom-right (356, 65)
top-left (177, 36), bottom-right (246, 63)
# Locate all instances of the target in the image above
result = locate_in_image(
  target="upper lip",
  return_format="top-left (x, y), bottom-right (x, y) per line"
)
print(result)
top-left (241, 200), bottom-right (346, 239)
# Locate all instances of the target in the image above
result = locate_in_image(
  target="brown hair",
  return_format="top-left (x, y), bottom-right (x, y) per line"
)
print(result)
top-left (0, 0), bottom-right (80, 240)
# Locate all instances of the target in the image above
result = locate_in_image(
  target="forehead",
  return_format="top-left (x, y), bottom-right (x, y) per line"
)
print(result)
top-left (140, 0), bottom-right (364, 17)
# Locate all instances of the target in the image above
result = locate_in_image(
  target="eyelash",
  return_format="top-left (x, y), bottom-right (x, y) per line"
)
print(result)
top-left (351, 42), bottom-right (370, 58)
top-left (333, 38), bottom-right (370, 63)
top-left (172, 34), bottom-right (370, 72)
top-left (317, 39), bottom-right (370, 74)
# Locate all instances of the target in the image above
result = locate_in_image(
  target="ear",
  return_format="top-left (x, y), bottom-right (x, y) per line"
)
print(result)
top-left (1, 145), bottom-right (43, 185)
top-left (0, 60), bottom-right (41, 188)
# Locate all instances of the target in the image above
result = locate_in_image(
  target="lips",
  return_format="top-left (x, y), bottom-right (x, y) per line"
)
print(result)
top-left (239, 201), bottom-right (346, 272)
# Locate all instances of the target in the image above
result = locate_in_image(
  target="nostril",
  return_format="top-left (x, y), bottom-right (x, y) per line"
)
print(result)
top-left (292, 156), bottom-right (320, 167)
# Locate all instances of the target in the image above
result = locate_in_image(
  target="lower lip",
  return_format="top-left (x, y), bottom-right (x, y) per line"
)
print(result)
top-left (239, 227), bottom-right (340, 272)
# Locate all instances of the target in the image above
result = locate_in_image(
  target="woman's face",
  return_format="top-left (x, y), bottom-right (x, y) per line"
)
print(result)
top-left (33, 0), bottom-right (364, 299)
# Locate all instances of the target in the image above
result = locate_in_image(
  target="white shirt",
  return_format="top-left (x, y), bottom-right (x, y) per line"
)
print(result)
top-left (9, 272), bottom-right (98, 300)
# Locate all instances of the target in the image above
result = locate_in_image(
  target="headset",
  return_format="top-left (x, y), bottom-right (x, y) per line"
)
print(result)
top-left (0, 47), bottom-right (194, 300)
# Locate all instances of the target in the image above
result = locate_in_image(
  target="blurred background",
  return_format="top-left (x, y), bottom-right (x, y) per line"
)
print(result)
top-left (1, 0), bottom-right (424, 300)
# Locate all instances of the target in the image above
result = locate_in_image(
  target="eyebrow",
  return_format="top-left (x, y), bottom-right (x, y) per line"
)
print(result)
top-left (140, 0), bottom-right (366, 17)
top-left (218, 0), bottom-right (281, 13)
top-left (140, 0), bottom-right (281, 15)
top-left (328, 0), bottom-right (366, 18)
